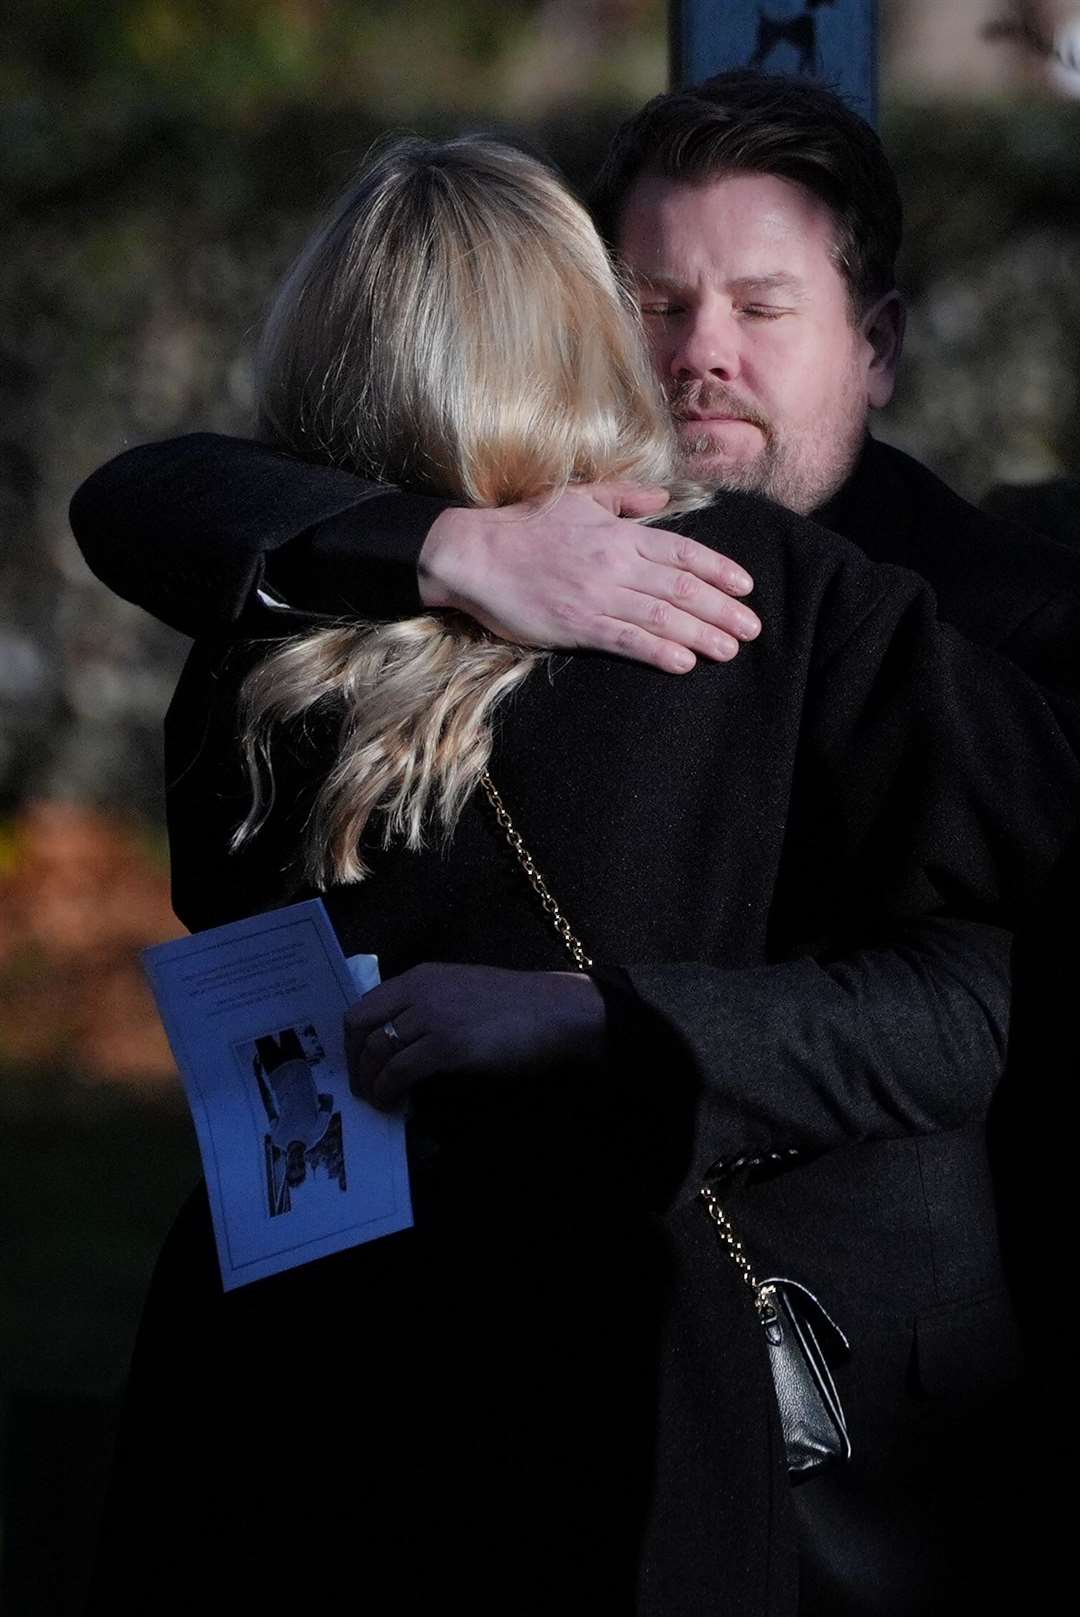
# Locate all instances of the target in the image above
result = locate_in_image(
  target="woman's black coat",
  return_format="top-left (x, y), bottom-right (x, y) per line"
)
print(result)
top-left (89, 493), bottom-right (1078, 1616)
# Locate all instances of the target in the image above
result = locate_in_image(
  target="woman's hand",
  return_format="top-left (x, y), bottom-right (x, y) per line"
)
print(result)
top-left (344, 963), bottom-right (607, 1111)
top-left (419, 486), bottom-right (760, 675)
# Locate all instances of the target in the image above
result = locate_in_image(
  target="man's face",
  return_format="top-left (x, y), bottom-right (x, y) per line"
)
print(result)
top-left (617, 171), bottom-right (889, 515)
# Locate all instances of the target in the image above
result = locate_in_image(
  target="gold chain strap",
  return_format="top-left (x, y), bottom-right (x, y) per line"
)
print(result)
top-left (480, 770), bottom-right (765, 1312)
top-left (479, 771), bottom-right (593, 971)
top-left (700, 1183), bottom-right (775, 1320)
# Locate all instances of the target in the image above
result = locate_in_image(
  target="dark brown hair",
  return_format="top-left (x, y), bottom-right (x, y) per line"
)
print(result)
top-left (591, 71), bottom-right (902, 315)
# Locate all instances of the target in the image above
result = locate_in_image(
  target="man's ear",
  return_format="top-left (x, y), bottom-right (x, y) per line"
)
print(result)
top-left (861, 290), bottom-right (905, 411)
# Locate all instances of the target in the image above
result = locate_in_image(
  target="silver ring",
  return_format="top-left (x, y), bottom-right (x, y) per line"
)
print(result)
top-left (382, 1019), bottom-right (401, 1045)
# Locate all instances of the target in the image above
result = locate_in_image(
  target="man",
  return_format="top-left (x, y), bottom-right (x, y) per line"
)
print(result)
top-left (594, 77), bottom-right (899, 519)
top-left (71, 74), bottom-right (1080, 1611)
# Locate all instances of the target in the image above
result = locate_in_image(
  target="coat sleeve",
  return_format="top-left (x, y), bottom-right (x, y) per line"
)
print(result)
top-left (612, 917), bottom-right (1011, 1198)
top-left (69, 433), bottom-right (445, 637)
top-left (613, 557), bottom-right (1080, 1201)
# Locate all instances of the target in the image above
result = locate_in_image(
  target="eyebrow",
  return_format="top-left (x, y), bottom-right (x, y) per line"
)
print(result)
top-left (730, 273), bottom-right (804, 294)
top-left (632, 271), bottom-right (805, 297)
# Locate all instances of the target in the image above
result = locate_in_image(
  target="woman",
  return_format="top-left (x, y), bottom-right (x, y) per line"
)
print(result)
top-left (91, 138), bottom-right (1075, 1617)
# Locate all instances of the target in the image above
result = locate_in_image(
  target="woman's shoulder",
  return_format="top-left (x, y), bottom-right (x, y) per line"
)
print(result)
top-left (664, 489), bottom-right (896, 578)
top-left (664, 491), bottom-right (938, 654)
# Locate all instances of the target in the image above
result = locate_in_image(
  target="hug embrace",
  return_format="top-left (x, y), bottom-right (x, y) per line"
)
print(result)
top-left (75, 74), bottom-right (1080, 1617)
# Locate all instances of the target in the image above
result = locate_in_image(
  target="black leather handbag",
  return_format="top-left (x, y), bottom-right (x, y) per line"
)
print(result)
top-left (700, 1179), bottom-right (851, 1479)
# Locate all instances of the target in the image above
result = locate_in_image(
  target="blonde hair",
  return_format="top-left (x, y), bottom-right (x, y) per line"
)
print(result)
top-left (235, 135), bottom-right (706, 886)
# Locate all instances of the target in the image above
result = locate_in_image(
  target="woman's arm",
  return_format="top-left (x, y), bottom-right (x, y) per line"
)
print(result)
top-left (69, 433), bottom-right (434, 636)
top-left (340, 919), bottom-right (1013, 1216)
top-left (69, 434), bottom-right (758, 664)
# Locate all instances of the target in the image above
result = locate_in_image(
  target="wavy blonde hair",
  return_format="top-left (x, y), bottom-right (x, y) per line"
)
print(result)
top-left (234, 135), bottom-right (707, 886)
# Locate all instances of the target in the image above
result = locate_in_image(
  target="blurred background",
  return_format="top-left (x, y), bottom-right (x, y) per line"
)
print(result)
top-left (1, 2), bottom-right (1078, 1610)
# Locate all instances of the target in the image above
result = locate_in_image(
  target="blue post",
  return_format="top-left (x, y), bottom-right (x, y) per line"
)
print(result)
top-left (670, 0), bottom-right (878, 125)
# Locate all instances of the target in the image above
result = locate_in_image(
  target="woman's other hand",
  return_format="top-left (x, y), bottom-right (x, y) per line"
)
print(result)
top-left (344, 964), bottom-right (607, 1111)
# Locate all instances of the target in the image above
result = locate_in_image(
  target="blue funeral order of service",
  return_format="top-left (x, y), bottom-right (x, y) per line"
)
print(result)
top-left (144, 899), bottom-right (413, 1289)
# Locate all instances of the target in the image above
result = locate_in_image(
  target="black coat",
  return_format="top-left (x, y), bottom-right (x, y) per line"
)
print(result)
top-left (818, 440), bottom-right (1080, 705)
top-left (71, 437), bottom-right (1080, 1611)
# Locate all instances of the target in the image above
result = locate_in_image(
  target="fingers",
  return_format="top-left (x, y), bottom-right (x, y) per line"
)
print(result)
top-left (589, 619), bottom-right (700, 674)
top-left (368, 1036), bottom-right (443, 1111)
top-left (637, 531), bottom-right (755, 598)
top-left (349, 1026), bottom-right (442, 1111)
top-left (344, 980), bottom-right (415, 1040)
top-left (588, 575), bottom-right (760, 672)
top-left (424, 481), bottom-right (762, 673)
top-left (623, 567), bottom-right (760, 641)
top-left (587, 535), bottom-right (759, 672)
top-left (561, 522), bottom-right (759, 671)
top-left (345, 997), bottom-right (423, 1099)
top-left (612, 596), bottom-right (744, 664)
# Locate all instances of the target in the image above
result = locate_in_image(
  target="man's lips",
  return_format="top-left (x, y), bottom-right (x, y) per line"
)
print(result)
top-left (674, 411), bottom-right (760, 428)
top-left (678, 411), bottom-right (747, 422)
top-left (672, 411), bottom-right (769, 463)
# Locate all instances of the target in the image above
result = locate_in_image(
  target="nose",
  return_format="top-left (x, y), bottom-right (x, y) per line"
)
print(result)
top-left (669, 303), bottom-right (741, 384)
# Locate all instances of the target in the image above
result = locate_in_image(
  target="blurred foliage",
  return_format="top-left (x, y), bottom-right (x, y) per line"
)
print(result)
top-left (3, 0), bottom-right (529, 118)
top-left (0, 801), bottom-right (189, 1392)
top-left (5, 0), bottom-right (543, 112)
top-left (882, 96), bottom-right (1080, 489)
top-left (1, 0), bottom-right (666, 196)
top-left (888, 96), bottom-right (1080, 291)
top-left (0, 803), bottom-right (182, 1084)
